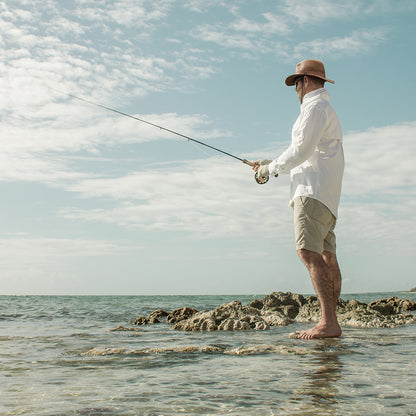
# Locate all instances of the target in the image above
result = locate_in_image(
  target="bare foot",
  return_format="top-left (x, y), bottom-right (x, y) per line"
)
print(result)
top-left (295, 323), bottom-right (342, 340)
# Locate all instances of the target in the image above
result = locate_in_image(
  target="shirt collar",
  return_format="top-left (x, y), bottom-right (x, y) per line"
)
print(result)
top-left (301, 88), bottom-right (328, 107)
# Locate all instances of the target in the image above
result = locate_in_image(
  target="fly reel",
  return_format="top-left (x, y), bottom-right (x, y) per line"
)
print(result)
top-left (255, 173), bottom-right (269, 184)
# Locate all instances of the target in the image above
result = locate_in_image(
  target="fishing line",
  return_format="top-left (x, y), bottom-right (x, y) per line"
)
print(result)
top-left (52, 88), bottom-right (270, 184)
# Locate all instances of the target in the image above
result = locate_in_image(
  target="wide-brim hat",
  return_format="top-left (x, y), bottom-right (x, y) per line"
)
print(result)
top-left (285, 59), bottom-right (334, 86)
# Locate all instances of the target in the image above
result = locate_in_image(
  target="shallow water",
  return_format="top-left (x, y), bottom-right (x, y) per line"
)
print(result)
top-left (1, 293), bottom-right (415, 415)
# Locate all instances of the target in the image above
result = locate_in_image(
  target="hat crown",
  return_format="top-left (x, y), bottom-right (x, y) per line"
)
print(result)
top-left (296, 59), bottom-right (326, 78)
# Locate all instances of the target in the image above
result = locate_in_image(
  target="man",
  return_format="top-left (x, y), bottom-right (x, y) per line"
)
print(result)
top-left (253, 59), bottom-right (344, 339)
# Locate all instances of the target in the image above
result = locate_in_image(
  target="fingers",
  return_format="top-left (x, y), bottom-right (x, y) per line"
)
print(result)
top-left (242, 159), bottom-right (260, 172)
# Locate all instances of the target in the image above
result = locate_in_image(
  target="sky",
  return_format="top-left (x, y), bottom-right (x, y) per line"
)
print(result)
top-left (1, 0), bottom-right (415, 295)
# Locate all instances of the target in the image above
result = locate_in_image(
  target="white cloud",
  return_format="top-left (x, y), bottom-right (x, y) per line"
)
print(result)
top-left (293, 29), bottom-right (386, 59)
top-left (230, 13), bottom-right (290, 35)
top-left (0, 150), bottom-right (88, 183)
top-left (363, 0), bottom-right (416, 14)
top-left (73, 0), bottom-right (174, 27)
top-left (0, 236), bottom-right (133, 260)
top-left (61, 157), bottom-right (292, 239)
top-left (192, 11), bottom-right (290, 57)
top-left (191, 3), bottom-right (389, 61)
top-left (343, 121), bottom-right (416, 198)
top-left (0, 236), bottom-right (141, 294)
top-left (182, 0), bottom-right (236, 14)
top-left (0, 0), bottom-right (218, 113)
top-left (281, 0), bottom-right (362, 24)
top-left (52, 121), bottom-right (416, 257)
top-left (281, 0), bottom-right (415, 24)
top-left (0, 104), bottom-right (229, 183)
top-left (337, 121), bottom-right (416, 255)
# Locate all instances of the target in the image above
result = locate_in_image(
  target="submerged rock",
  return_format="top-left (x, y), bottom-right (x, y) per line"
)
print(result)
top-left (132, 292), bottom-right (416, 332)
top-left (109, 326), bottom-right (142, 332)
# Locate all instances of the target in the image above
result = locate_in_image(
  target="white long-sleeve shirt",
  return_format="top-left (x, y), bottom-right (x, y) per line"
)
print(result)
top-left (268, 88), bottom-right (344, 217)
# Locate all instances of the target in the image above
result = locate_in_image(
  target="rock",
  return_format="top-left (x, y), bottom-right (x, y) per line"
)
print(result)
top-left (369, 302), bottom-right (395, 316)
top-left (262, 312), bottom-right (291, 327)
top-left (133, 316), bottom-right (149, 325)
top-left (109, 326), bottom-right (141, 332)
top-left (334, 296), bottom-right (415, 328)
top-left (296, 297), bottom-right (321, 323)
top-left (173, 301), bottom-right (266, 331)
top-left (401, 299), bottom-right (416, 311)
top-left (174, 312), bottom-right (218, 331)
top-left (368, 297), bottom-right (416, 315)
top-left (133, 309), bottom-right (170, 325)
top-left (254, 321), bottom-right (270, 330)
top-left (260, 291), bottom-right (305, 313)
top-left (148, 309), bottom-right (169, 322)
top-left (281, 305), bottom-right (299, 319)
top-left (173, 299), bottom-right (292, 331)
top-left (132, 292), bottom-right (416, 331)
top-left (218, 319), bottom-right (251, 331)
top-left (248, 299), bottom-right (263, 310)
top-left (167, 307), bottom-right (198, 324)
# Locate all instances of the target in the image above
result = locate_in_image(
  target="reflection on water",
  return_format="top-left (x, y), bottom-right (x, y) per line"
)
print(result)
top-left (284, 340), bottom-right (344, 415)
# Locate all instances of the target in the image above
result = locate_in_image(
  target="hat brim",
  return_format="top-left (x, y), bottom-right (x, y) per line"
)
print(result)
top-left (285, 74), bottom-right (335, 86)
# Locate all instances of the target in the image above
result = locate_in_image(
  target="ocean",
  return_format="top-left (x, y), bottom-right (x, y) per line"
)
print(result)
top-left (1, 292), bottom-right (415, 416)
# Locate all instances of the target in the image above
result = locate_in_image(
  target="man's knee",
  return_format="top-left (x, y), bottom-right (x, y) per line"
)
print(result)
top-left (322, 250), bottom-right (339, 268)
top-left (297, 249), bottom-right (323, 267)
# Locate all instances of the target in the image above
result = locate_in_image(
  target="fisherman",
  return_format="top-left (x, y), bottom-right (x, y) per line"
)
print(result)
top-left (252, 59), bottom-right (344, 339)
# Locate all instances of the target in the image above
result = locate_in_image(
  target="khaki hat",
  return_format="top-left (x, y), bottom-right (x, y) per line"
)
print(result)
top-left (285, 59), bottom-right (334, 86)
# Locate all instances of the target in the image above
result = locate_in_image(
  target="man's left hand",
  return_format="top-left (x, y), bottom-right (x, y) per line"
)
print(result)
top-left (252, 163), bottom-right (270, 178)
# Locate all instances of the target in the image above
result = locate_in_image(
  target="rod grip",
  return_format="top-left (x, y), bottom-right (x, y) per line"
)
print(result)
top-left (242, 159), bottom-right (256, 167)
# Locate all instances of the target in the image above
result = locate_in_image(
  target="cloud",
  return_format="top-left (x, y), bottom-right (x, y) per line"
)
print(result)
top-left (182, 0), bottom-right (237, 14)
top-left (53, 121), bottom-right (416, 258)
top-left (281, 0), bottom-right (415, 24)
top-left (293, 29), bottom-right (387, 59)
top-left (338, 121), bottom-right (416, 254)
top-left (191, 12), bottom-right (290, 58)
top-left (0, 149), bottom-right (88, 183)
top-left (0, 236), bottom-right (140, 294)
top-left (342, 121), bottom-right (416, 199)
top-left (230, 13), bottom-right (290, 35)
top-left (191, 3), bottom-right (389, 61)
top-left (0, 236), bottom-right (133, 260)
top-left (73, 0), bottom-right (174, 27)
top-left (281, 0), bottom-right (362, 24)
top-left (61, 157), bottom-right (292, 240)
top-left (0, 102), bottom-right (229, 183)
top-left (0, 0), bottom-right (218, 113)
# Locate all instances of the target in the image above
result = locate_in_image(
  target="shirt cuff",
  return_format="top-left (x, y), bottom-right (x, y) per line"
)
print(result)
top-left (268, 160), bottom-right (278, 176)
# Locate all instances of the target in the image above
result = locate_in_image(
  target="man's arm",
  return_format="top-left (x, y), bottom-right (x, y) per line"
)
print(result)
top-left (269, 105), bottom-right (327, 176)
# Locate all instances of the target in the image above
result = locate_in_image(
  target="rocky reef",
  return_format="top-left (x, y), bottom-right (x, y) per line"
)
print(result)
top-left (132, 292), bottom-right (416, 332)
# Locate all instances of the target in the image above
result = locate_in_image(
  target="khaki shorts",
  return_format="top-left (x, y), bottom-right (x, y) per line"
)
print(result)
top-left (293, 196), bottom-right (337, 254)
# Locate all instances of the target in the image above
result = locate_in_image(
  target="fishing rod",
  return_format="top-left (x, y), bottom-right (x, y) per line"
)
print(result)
top-left (52, 89), bottom-right (269, 184)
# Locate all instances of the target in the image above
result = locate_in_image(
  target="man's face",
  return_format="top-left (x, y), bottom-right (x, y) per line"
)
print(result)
top-left (295, 77), bottom-right (304, 103)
